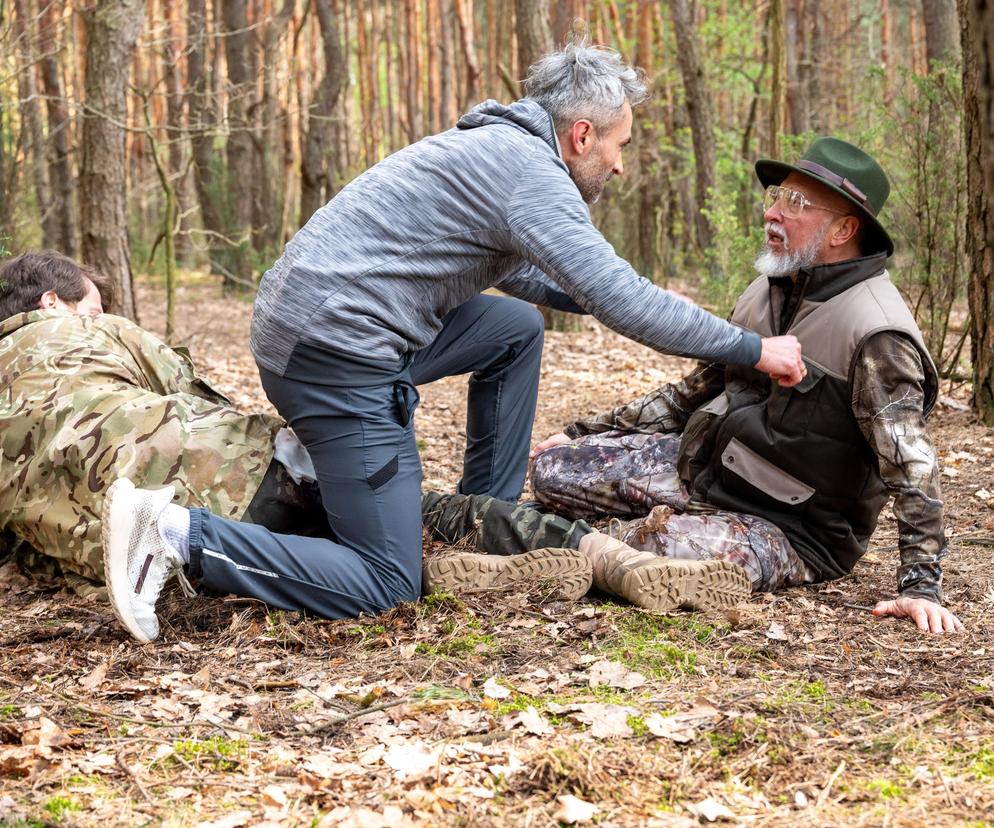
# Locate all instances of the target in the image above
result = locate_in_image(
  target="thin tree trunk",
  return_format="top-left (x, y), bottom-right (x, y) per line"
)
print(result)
top-left (187, 0), bottom-right (227, 273)
top-left (454, 0), bottom-right (481, 107)
top-left (636, 1), bottom-right (660, 281)
top-left (79, 0), bottom-right (146, 321)
top-left (404, 0), bottom-right (420, 141)
top-left (958, 0), bottom-right (994, 423)
top-left (515, 0), bottom-right (553, 80)
top-left (37, 0), bottom-right (78, 256)
top-left (13, 0), bottom-right (57, 249)
top-left (768, 0), bottom-right (787, 153)
top-left (255, 0), bottom-right (295, 253)
top-left (222, 0), bottom-right (256, 289)
top-left (668, 0), bottom-right (716, 256)
top-left (923, 0), bottom-right (961, 68)
top-left (440, 0), bottom-right (458, 126)
top-left (162, 0), bottom-right (193, 264)
top-left (299, 0), bottom-right (348, 223)
top-left (426, 0), bottom-right (442, 132)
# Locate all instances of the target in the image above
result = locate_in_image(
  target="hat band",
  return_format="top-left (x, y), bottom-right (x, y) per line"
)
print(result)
top-left (795, 160), bottom-right (876, 216)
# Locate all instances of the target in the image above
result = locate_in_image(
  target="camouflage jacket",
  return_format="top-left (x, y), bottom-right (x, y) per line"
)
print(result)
top-left (564, 331), bottom-right (946, 603)
top-left (0, 310), bottom-right (282, 583)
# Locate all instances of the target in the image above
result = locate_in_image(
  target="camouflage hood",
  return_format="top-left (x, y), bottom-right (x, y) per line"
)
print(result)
top-left (0, 310), bottom-right (282, 584)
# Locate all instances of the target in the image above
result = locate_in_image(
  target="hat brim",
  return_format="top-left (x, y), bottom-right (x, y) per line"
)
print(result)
top-left (756, 159), bottom-right (894, 257)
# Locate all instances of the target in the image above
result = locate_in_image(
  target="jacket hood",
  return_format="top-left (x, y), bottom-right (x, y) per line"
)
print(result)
top-left (456, 98), bottom-right (561, 157)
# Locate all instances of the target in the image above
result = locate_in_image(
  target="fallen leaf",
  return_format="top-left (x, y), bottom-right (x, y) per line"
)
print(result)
top-left (382, 741), bottom-right (441, 779)
top-left (554, 794), bottom-right (599, 824)
top-left (644, 713), bottom-right (696, 743)
top-left (79, 661), bottom-right (109, 692)
top-left (765, 621), bottom-right (789, 641)
top-left (687, 797), bottom-right (736, 822)
top-left (586, 659), bottom-right (646, 690)
top-left (22, 717), bottom-right (71, 751)
top-left (196, 811), bottom-right (253, 828)
top-left (261, 784), bottom-right (288, 807)
top-left (482, 677), bottom-right (511, 699)
top-left (570, 703), bottom-right (637, 738)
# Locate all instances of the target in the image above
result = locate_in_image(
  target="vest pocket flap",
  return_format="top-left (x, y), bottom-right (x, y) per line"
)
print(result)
top-left (791, 361), bottom-right (826, 394)
top-left (721, 437), bottom-right (816, 505)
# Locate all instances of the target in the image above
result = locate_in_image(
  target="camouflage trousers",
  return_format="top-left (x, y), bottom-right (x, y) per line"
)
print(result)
top-left (531, 432), bottom-right (816, 592)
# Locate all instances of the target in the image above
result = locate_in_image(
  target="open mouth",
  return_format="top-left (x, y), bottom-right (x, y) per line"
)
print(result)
top-left (766, 224), bottom-right (787, 247)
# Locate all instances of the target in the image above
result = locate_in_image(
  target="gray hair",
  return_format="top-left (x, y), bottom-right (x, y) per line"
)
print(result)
top-left (523, 40), bottom-right (649, 133)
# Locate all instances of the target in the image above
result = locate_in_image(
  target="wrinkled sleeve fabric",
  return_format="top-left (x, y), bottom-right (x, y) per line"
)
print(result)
top-left (565, 361), bottom-right (727, 438)
top-left (494, 260), bottom-right (587, 313)
top-left (503, 150), bottom-right (762, 367)
top-left (851, 331), bottom-right (946, 603)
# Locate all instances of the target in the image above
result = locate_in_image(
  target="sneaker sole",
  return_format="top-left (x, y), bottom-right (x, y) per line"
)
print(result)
top-left (423, 548), bottom-right (593, 601)
top-left (620, 558), bottom-right (751, 612)
top-left (102, 479), bottom-right (155, 643)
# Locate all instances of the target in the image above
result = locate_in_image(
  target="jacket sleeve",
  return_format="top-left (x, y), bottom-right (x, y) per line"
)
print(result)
top-left (565, 361), bottom-right (727, 437)
top-left (494, 260), bottom-right (588, 313)
top-left (504, 152), bottom-right (762, 367)
top-left (851, 331), bottom-right (946, 603)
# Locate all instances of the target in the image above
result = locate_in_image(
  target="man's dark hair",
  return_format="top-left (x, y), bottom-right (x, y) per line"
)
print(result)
top-left (0, 250), bottom-right (114, 322)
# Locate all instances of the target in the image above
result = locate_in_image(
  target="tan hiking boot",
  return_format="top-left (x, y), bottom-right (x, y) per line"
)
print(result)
top-left (578, 532), bottom-right (750, 612)
top-left (423, 548), bottom-right (592, 600)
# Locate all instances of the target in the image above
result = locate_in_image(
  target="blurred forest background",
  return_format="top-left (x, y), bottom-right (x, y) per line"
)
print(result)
top-left (0, 0), bottom-right (992, 419)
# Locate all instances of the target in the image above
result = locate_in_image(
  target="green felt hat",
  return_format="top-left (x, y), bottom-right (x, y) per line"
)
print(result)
top-left (756, 137), bottom-right (894, 256)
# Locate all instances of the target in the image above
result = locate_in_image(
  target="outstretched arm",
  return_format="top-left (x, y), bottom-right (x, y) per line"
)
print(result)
top-left (851, 332), bottom-right (962, 634)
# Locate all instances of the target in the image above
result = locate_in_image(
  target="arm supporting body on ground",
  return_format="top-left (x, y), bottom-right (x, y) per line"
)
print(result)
top-left (851, 331), bottom-right (960, 632)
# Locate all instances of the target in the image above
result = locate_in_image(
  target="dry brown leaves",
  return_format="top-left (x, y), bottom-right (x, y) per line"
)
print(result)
top-left (1, 282), bottom-right (993, 825)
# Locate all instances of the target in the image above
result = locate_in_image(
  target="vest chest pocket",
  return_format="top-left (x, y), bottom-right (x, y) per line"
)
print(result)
top-left (767, 361), bottom-right (826, 427)
top-left (721, 436), bottom-right (815, 505)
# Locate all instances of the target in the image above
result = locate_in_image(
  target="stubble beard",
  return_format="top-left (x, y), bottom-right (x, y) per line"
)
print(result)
top-left (570, 152), bottom-right (613, 205)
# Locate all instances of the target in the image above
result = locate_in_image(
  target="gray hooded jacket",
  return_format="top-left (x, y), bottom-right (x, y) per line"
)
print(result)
top-left (250, 98), bottom-right (761, 377)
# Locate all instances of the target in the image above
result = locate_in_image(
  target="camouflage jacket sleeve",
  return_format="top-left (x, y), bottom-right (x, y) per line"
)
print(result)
top-left (564, 361), bottom-right (727, 438)
top-left (851, 332), bottom-right (945, 603)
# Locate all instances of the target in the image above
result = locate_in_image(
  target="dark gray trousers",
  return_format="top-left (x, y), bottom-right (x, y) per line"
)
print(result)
top-left (187, 295), bottom-right (545, 619)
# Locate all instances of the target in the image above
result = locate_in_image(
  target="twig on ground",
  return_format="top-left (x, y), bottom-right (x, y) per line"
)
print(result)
top-left (816, 759), bottom-right (846, 807)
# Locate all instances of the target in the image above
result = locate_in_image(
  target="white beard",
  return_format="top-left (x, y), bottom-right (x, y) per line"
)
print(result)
top-left (754, 220), bottom-right (830, 278)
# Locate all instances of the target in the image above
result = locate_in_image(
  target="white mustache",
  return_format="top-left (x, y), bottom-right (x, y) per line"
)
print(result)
top-left (765, 221), bottom-right (789, 249)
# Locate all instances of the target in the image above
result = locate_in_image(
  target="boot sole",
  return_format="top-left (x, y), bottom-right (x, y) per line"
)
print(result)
top-left (423, 548), bottom-right (592, 601)
top-left (620, 558), bottom-right (751, 612)
top-left (102, 479), bottom-right (155, 643)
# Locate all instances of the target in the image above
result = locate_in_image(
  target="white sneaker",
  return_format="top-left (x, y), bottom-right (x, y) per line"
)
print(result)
top-left (102, 479), bottom-right (192, 643)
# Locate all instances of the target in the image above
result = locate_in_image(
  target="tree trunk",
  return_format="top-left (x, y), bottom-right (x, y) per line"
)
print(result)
top-left (222, 0), bottom-right (256, 289)
top-left (923, 0), bottom-right (961, 68)
top-left (668, 0), bottom-right (716, 256)
top-left (79, 0), bottom-right (146, 321)
top-left (299, 0), bottom-right (348, 224)
top-left (515, 0), bottom-right (552, 80)
top-left (959, 0), bottom-right (994, 423)
top-left (636, 2), bottom-right (660, 281)
top-left (454, 0), bottom-right (481, 107)
top-left (187, 0), bottom-right (227, 274)
top-left (440, 1), bottom-right (458, 126)
top-left (255, 0), bottom-right (295, 253)
top-left (768, 0), bottom-right (787, 152)
top-left (37, 0), bottom-right (78, 256)
top-left (13, 0), bottom-right (57, 249)
top-left (426, 0), bottom-right (442, 133)
top-left (161, 0), bottom-right (193, 264)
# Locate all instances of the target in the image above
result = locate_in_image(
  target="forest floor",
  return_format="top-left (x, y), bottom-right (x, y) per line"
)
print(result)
top-left (2, 279), bottom-right (993, 828)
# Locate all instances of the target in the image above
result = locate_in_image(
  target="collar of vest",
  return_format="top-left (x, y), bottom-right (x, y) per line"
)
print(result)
top-left (782, 252), bottom-right (889, 303)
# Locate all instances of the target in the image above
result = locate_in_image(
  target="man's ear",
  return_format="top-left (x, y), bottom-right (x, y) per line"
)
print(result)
top-left (568, 119), bottom-right (595, 155)
top-left (829, 215), bottom-right (860, 247)
top-left (38, 290), bottom-right (60, 309)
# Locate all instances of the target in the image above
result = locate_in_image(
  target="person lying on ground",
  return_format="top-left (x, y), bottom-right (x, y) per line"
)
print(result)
top-left (105, 36), bottom-right (806, 636)
top-left (0, 251), bottom-right (606, 640)
top-left (526, 137), bottom-right (962, 636)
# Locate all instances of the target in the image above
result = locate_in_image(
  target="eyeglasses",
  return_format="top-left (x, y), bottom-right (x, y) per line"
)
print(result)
top-left (763, 185), bottom-right (849, 219)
